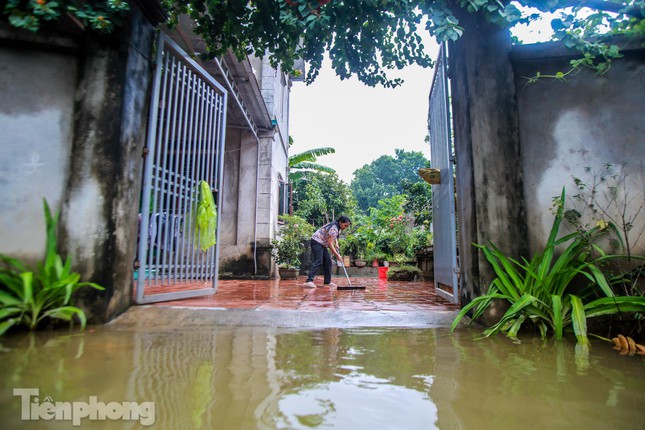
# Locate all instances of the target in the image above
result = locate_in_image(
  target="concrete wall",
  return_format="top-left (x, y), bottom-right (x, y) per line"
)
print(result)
top-left (0, 41), bottom-right (77, 260)
top-left (0, 3), bottom-right (160, 323)
top-left (447, 13), bottom-right (644, 313)
top-left (218, 67), bottom-right (291, 279)
top-left (513, 44), bottom-right (645, 257)
top-left (219, 56), bottom-right (290, 278)
top-left (448, 10), bottom-right (527, 311)
top-left (219, 128), bottom-right (271, 277)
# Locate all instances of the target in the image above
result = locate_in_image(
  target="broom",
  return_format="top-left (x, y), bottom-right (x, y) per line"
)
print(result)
top-left (337, 262), bottom-right (366, 290)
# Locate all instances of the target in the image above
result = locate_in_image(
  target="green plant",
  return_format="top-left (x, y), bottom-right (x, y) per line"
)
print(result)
top-left (364, 250), bottom-right (387, 265)
top-left (391, 253), bottom-right (415, 265)
top-left (565, 164), bottom-right (645, 299)
top-left (450, 188), bottom-right (645, 345)
top-left (413, 227), bottom-right (433, 253)
top-left (0, 200), bottom-right (104, 336)
top-left (3, 0), bottom-right (130, 32)
top-left (387, 265), bottom-right (422, 281)
top-left (271, 215), bottom-right (314, 269)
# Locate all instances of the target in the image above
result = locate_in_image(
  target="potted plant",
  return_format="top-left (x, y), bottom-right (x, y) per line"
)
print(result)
top-left (271, 215), bottom-right (314, 279)
top-left (365, 250), bottom-right (387, 267)
top-left (354, 253), bottom-right (368, 268)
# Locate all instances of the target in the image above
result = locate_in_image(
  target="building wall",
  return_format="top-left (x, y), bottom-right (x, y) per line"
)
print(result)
top-left (448, 11), bottom-right (527, 311)
top-left (513, 45), bottom-right (645, 257)
top-left (218, 56), bottom-right (291, 278)
top-left (0, 43), bottom-right (77, 261)
top-left (0, 4), bottom-right (159, 322)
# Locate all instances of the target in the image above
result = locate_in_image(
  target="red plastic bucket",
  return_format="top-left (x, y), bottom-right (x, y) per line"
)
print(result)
top-left (378, 267), bottom-right (389, 279)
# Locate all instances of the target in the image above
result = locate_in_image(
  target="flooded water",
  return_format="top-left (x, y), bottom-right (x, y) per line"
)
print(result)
top-left (0, 323), bottom-right (643, 429)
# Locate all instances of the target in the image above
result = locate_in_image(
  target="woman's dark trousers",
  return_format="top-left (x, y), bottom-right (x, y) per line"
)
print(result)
top-left (306, 240), bottom-right (331, 284)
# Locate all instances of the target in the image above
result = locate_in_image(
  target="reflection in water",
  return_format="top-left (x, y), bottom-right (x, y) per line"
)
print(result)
top-left (0, 325), bottom-right (643, 429)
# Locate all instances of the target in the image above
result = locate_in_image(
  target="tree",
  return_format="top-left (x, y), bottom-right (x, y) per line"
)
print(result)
top-left (158, 1), bottom-right (644, 86)
top-left (289, 145), bottom-right (336, 182)
top-left (7, 1), bottom-right (643, 86)
top-left (292, 171), bottom-right (356, 227)
top-left (350, 149), bottom-right (429, 213)
top-left (402, 179), bottom-right (433, 226)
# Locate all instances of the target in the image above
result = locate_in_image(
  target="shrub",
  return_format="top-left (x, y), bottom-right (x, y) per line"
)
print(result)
top-left (450, 188), bottom-right (645, 344)
top-left (0, 200), bottom-right (104, 336)
top-left (387, 265), bottom-right (422, 281)
top-left (271, 215), bottom-right (314, 268)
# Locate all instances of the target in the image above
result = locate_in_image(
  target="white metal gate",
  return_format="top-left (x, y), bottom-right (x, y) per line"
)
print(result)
top-left (428, 43), bottom-right (459, 304)
top-left (135, 33), bottom-right (227, 304)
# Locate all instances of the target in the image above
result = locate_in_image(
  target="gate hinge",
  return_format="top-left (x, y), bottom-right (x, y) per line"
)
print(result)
top-left (142, 147), bottom-right (149, 158)
top-left (133, 260), bottom-right (140, 270)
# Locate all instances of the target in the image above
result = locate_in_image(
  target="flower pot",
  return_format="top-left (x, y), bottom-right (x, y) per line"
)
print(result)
top-left (355, 259), bottom-right (367, 268)
top-left (278, 267), bottom-right (299, 280)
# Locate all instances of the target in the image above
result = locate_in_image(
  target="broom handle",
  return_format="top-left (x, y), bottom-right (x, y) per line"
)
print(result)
top-left (341, 262), bottom-right (352, 287)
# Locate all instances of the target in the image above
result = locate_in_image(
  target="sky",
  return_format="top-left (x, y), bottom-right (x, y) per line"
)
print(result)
top-left (288, 43), bottom-right (440, 184)
top-left (288, 9), bottom-right (553, 184)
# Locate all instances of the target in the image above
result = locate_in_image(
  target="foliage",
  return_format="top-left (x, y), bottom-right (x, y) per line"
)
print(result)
top-left (341, 193), bottom-right (429, 261)
top-left (350, 149), bottom-right (429, 213)
top-left (288, 145), bottom-right (336, 183)
top-left (3, 0), bottom-right (130, 32)
top-left (568, 164), bottom-right (644, 258)
top-left (0, 200), bottom-right (104, 336)
top-left (564, 163), bottom-right (645, 299)
top-left (387, 265), bottom-right (422, 281)
top-left (402, 179), bottom-right (433, 226)
top-left (292, 171), bottom-right (357, 227)
top-left (364, 250), bottom-right (388, 265)
top-left (5, 1), bottom-right (643, 88)
top-left (450, 188), bottom-right (645, 345)
top-left (412, 227), bottom-right (434, 253)
top-left (538, 0), bottom-right (645, 75)
top-left (369, 195), bottom-right (417, 258)
top-left (162, 0), bottom-right (434, 87)
top-left (271, 214), bottom-right (314, 268)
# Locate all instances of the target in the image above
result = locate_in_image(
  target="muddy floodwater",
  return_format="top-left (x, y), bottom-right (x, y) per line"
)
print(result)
top-left (0, 318), bottom-right (643, 429)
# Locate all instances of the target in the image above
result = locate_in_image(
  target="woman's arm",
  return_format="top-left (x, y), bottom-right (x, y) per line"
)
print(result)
top-left (327, 236), bottom-right (342, 261)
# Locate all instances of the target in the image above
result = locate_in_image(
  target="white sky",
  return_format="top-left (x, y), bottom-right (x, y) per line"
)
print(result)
top-left (288, 9), bottom-right (553, 184)
top-left (288, 45), bottom-right (439, 184)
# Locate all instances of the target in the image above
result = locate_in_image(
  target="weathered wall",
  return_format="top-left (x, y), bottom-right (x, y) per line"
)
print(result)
top-left (219, 128), bottom-right (274, 277)
top-left (218, 54), bottom-right (291, 279)
top-left (513, 44), bottom-right (645, 258)
top-left (0, 32), bottom-right (77, 261)
top-left (448, 10), bottom-right (528, 312)
top-left (0, 3), bottom-right (160, 323)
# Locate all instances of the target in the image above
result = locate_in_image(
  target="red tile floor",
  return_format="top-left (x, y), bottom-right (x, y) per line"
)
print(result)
top-left (151, 276), bottom-right (459, 312)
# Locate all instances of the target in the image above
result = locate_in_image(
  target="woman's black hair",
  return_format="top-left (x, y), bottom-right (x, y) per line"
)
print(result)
top-left (337, 216), bottom-right (351, 225)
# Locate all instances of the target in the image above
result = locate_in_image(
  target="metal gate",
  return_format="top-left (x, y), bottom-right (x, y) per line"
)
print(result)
top-left (428, 43), bottom-right (459, 304)
top-left (135, 33), bottom-right (227, 304)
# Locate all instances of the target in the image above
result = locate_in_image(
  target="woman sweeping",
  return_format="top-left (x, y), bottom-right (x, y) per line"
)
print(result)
top-left (303, 216), bottom-right (351, 288)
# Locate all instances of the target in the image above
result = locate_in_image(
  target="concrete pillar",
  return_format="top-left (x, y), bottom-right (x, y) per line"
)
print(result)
top-left (59, 4), bottom-right (159, 323)
top-left (448, 9), bottom-right (528, 314)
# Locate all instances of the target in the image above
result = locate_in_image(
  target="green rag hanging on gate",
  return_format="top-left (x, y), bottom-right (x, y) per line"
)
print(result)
top-left (195, 180), bottom-right (217, 251)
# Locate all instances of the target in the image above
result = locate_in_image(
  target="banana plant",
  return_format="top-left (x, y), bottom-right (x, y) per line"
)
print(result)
top-left (450, 188), bottom-right (645, 344)
top-left (0, 200), bottom-right (104, 336)
top-left (288, 146), bottom-right (336, 182)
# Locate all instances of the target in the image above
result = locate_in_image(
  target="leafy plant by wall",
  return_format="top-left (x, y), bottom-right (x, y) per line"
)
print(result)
top-left (0, 200), bottom-right (104, 336)
top-left (271, 215), bottom-right (314, 269)
top-left (450, 188), bottom-right (645, 345)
